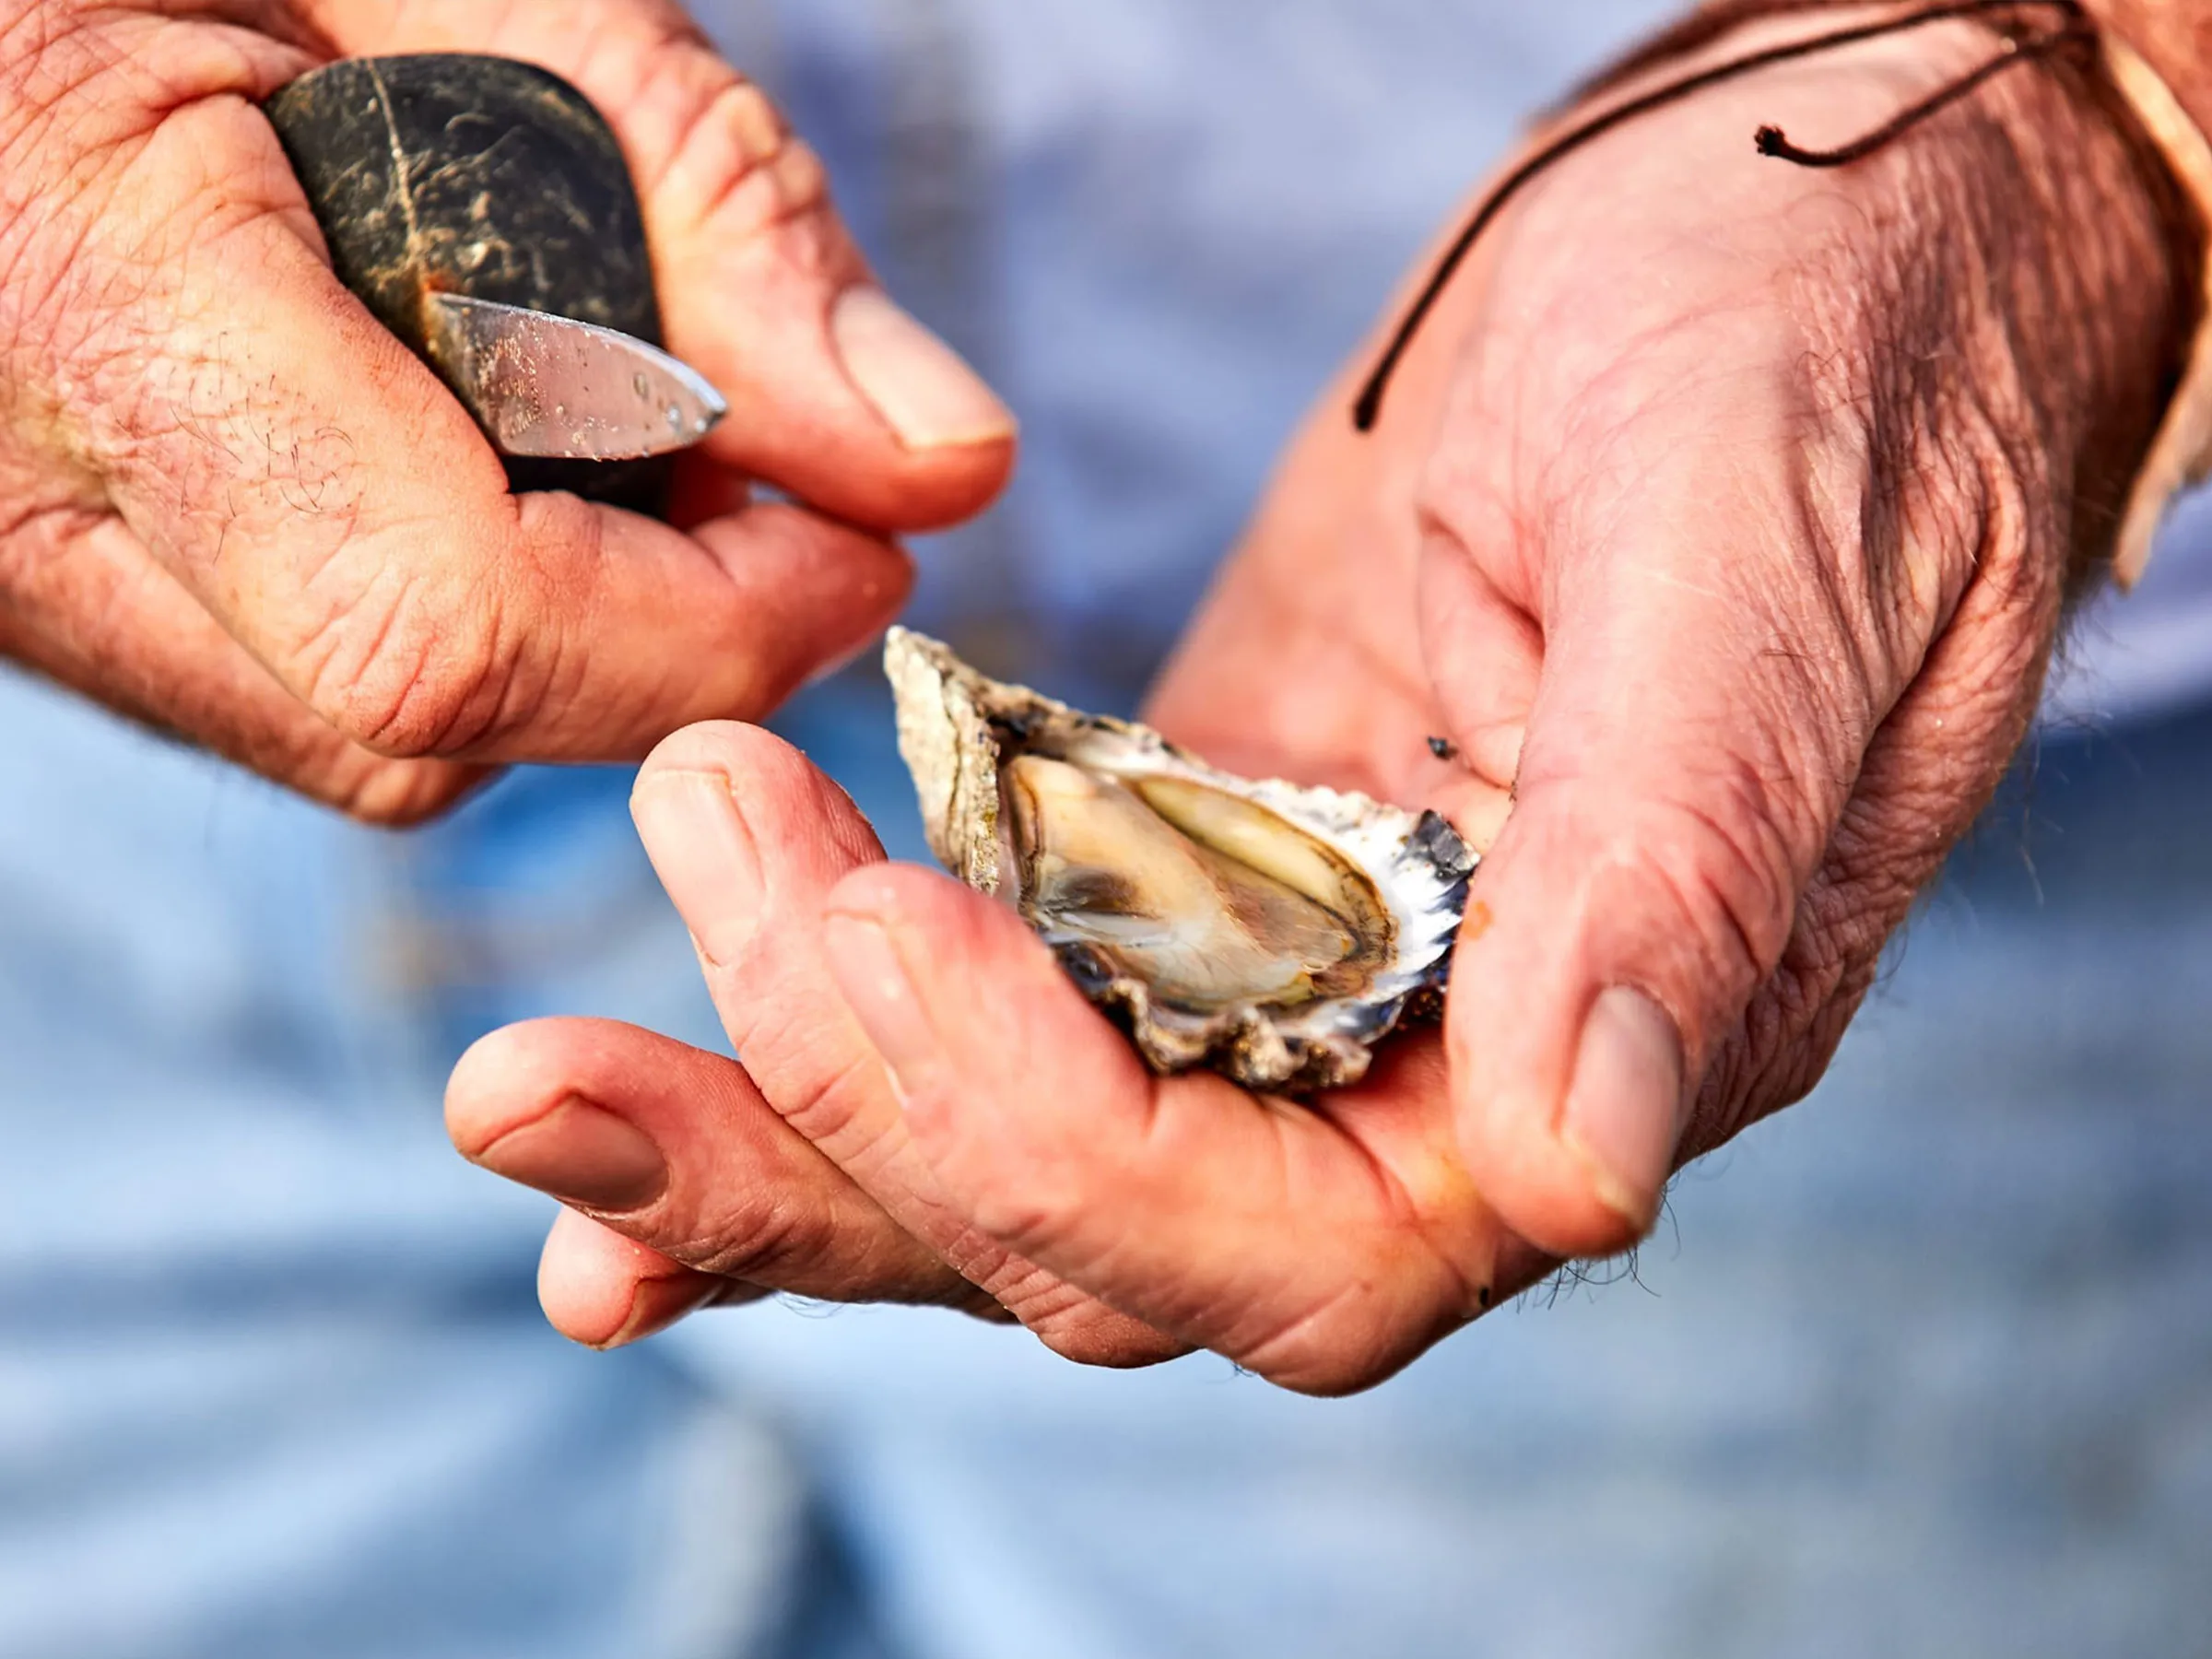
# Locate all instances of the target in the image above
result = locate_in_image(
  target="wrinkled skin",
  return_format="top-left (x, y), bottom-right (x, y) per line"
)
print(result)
top-left (0, 0), bottom-right (1013, 822)
top-left (447, 18), bottom-right (2189, 1394)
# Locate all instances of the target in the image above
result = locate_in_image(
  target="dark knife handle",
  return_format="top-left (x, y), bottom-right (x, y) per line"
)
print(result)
top-left (264, 54), bottom-right (671, 512)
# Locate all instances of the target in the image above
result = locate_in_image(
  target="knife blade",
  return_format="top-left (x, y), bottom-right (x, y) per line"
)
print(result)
top-left (424, 294), bottom-right (727, 462)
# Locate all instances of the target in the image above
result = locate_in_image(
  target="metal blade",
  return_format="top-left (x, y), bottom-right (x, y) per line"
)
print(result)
top-left (424, 293), bottom-right (728, 462)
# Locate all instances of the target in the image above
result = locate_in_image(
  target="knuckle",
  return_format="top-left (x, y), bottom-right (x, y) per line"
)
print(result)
top-left (726, 1038), bottom-right (877, 1152)
top-left (699, 129), bottom-right (830, 253)
top-left (1232, 1272), bottom-right (1446, 1399)
top-left (690, 76), bottom-right (789, 178)
top-left (959, 1166), bottom-right (1079, 1262)
top-left (296, 562), bottom-right (524, 760)
top-left (327, 644), bottom-right (512, 760)
top-left (299, 496), bottom-right (588, 762)
top-left (1269, 1347), bottom-right (1399, 1399)
top-left (1244, 1321), bottom-right (1406, 1399)
top-left (1553, 755), bottom-right (1806, 1021)
top-left (639, 52), bottom-right (833, 253)
top-left (682, 1192), bottom-right (830, 1284)
top-left (1646, 782), bottom-right (1798, 990)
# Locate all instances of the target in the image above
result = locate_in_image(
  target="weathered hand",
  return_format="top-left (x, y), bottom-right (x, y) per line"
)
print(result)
top-left (449, 16), bottom-right (2186, 1387)
top-left (1160, 13), bottom-right (2189, 1264)
top-left (449, 731), bottom-right (1191, 1363)
top-left (0, 0), bottom-right (1013, 821)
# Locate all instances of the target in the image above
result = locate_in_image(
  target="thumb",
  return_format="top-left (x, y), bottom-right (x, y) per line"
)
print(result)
top-left (1425, 484), bottom-right (1891, 1262)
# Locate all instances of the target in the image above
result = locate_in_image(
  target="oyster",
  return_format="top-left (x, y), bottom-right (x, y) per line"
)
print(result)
top-left (885, 629), bottom-right (1477, 1092)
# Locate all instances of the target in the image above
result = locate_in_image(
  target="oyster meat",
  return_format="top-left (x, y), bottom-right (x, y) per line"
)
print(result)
top-left (885, 629), bottom-right (1477, 1092)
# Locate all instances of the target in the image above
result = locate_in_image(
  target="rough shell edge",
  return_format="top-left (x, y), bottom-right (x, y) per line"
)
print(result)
top-left (885, 628), bottom-right (1475, 1094)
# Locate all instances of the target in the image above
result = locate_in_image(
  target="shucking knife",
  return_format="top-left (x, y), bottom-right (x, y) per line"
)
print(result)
top-left (264, 54), bottom-right (727, 513)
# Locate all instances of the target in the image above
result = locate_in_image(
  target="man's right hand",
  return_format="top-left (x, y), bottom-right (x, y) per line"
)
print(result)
top-left (0, 0), bottom-right (1015, 822)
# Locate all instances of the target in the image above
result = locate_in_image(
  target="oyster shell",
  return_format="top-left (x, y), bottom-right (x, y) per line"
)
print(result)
top-left (885, 629), bottom-right (1477, 1092)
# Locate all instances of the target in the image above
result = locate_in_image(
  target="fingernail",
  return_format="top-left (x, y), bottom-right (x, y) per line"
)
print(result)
top-left (822, 912), bottom-right (940, 1093)
top-left (477, 1099), bottom-right (667, 1213)
top-left (631, 770), bottom-right (762, 964)
top-left (831, 287), bottom-right (1016, 451)
top-left (1559, 987), bottom-right (1685, 1231)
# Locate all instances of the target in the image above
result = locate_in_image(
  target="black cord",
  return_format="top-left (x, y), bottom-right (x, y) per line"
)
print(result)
top-left (1757, 12), bottom-right (2093, 163)
top-left (1351, 0), bottom-right (2090, 432)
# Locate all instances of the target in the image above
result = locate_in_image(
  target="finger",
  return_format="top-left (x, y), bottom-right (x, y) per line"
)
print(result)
top-left (447, 1017), bottom-right (972, 1311)
top-left (1428, 422), bottom-right (1949, 1261)
top-left (820, 864), bottom-right (1535, 1396)
top-left (305, 0), bottom-right (1018, 531)
top-left (629, 724), bottom-right (1184, 1369)
top-left (1415, 525), bottom-right (1544, 792)
top-left (77, 96), bottom-right (912, 765)
top-left (536, 1208), bottom-right (743, 1350)
top-left (534, 1205), bottom-right (1013, 1347)
top-left (0, 504), bottom-right (483, 824)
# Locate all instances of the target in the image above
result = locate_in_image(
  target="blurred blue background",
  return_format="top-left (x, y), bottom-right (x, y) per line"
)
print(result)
top-left (3, 3), bottom-right (2209, 1655)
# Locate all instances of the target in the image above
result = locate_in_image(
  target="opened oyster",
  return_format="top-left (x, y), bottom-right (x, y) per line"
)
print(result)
top-left (885, 629), bottom-right (1476, 1092)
